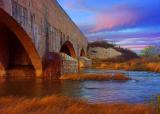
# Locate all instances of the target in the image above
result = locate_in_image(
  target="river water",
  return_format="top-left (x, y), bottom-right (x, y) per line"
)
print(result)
top-left (0, 68), bottom-right (160, 103)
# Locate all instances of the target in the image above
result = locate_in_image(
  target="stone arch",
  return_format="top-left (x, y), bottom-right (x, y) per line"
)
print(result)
top-left (80, 48), bottom-right (86, 56)
top-left (0, 8), bottom-right (42, 77)
top-left (60, 41), bottom-right (76, 58)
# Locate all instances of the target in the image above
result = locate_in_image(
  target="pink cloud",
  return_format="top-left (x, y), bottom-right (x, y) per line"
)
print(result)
top-left (91, 5), bottom-right (140, 32)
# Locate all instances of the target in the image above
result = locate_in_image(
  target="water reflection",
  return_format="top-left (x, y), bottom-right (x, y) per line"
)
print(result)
top-left (0, 78), bottom-right (85, 98)
top-left (0, 78), bottom-right (62, 97)
top-left (0, 69), bottom-right (160, 103)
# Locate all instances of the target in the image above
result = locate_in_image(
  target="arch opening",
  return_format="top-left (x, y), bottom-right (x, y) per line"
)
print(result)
top-left (60, 41), bottom-right (76, 58)
top-left (80, 49), bottom-right (86, 56)
top-left (0, 8), bottom-right (42, 77)
top-left (0, 23), bottom-right (33, 75)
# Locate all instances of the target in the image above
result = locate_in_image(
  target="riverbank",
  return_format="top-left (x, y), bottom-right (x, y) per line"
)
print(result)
top-left (0, 95), bottom-right (155, 114)
top-left (92, 58), bottom-right (160, 73)
top-left (60, 73), bottom-right (131, 81)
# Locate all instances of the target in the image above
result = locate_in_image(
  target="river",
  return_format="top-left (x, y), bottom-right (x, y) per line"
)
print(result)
top-left (0, 68), bottom-right (160, 103)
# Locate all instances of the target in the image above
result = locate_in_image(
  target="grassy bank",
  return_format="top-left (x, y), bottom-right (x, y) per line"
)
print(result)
top-left (60, 73), bottom-right (131, 81)
top-left (0, 95), bottom-right (155, 114)
top-left (92, 58), bottom-right (160, 72)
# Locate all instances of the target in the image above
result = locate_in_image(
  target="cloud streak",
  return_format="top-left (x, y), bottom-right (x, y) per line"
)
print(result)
top-left (91, 5), bottom-right (140, 32)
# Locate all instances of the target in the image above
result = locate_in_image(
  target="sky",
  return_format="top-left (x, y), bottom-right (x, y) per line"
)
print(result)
top-left (58, 0), bottom-right (160, 53)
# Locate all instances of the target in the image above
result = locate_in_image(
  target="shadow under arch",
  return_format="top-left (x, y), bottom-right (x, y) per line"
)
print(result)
top-left (60, 41), bottom-right (77, 58)
top-left (80, 48), bottom-right (86, 56)
top-left (0, 8), bottom-right (42, 77)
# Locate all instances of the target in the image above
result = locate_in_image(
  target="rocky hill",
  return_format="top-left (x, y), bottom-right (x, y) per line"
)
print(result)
top-left (88, 41), bottom-right (139, 62)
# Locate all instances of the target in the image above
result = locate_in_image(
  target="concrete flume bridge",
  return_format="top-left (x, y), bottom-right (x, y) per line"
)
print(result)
top-left (0, 0), bottom-right (88, 77)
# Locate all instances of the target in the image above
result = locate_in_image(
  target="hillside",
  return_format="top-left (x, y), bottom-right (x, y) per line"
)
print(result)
top-left (88, 41), bottom-right (139, 62)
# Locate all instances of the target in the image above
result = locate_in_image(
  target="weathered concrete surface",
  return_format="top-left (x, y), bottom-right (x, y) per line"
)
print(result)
top-left (0, 0), bottom-right (88, 77)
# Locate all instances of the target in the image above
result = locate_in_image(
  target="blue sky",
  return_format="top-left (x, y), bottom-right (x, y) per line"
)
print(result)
top-left (58, 0), bottom-right (160, 53)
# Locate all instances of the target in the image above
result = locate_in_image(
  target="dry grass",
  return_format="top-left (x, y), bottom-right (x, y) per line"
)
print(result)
top-left (0, 95), bottom-right (155, 114)
top-left (146, 63), bottom-right (160, 72)
top-left (60, 73), bottom-right (131, 81)
top-left (92, 58), bottom-right (160, 73)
